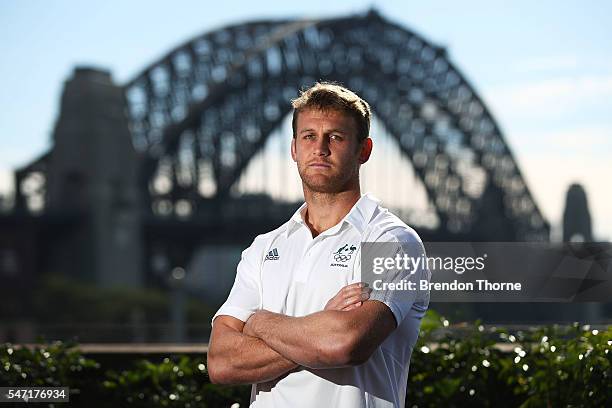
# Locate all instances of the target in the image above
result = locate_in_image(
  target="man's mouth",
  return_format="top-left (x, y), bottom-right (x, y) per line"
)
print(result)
top-left (308, 161), bottom-right (332, 168)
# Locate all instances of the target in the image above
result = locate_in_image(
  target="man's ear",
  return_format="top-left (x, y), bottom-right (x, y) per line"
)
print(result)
top-left (291, 137), bottom-right (297, 162)
top-left (359, 137), bottom-right (373, 164)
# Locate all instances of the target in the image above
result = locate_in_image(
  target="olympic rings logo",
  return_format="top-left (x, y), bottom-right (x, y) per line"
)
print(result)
top-left (334, 254), bottom-right (351, 262)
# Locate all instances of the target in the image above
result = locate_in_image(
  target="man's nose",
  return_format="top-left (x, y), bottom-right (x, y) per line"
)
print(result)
top-left (313, 135), bottom-right (330, 156)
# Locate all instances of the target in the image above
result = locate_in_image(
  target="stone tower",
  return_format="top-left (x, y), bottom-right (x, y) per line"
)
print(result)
top-left (45, 67), bottom-right (143, 287)
top-left (562, 183), bottom-right (593, 242)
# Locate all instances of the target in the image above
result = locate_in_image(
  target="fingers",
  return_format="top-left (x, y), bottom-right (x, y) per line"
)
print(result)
top-left (342, 288), bottom-right (372, 308)
top-left (338, 282), bottom-right (368, 296)
top-left (325, 282), bottom-right (371, 311)
top-left (330, 287), bottom-right (372, 312)
top-left (341, 288), bottom-right (372, 311)
top-left (342, 282), bottom-right (369, 293)
top-left (342, 301), bottom-right (362, 311)
top-left (342, 286), bottom-right (371, 303)
top-left (340, 282), bottom-right (369, 299)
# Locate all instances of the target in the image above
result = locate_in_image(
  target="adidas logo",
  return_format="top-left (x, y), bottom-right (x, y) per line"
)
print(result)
top-left (265, 248), bottom-right (280, 261)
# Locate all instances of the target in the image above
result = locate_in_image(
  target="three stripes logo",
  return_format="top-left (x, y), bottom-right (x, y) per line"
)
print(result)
top-left (265, 248), bottom-right (280, 261)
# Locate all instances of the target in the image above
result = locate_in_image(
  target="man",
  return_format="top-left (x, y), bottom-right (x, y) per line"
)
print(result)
top-left (207, 82), bottom-right (430, 407)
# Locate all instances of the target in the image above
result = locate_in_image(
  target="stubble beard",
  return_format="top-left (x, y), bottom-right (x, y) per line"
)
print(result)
top-left (298, 162), bottom-right (360, 195)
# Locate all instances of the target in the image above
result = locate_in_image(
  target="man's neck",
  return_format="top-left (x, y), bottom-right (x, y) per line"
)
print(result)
top-left (302, 189), bottom-right (361, 238)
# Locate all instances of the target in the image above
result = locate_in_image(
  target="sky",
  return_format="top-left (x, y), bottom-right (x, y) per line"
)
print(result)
top-left (1, 0), bottom-right (611, 240)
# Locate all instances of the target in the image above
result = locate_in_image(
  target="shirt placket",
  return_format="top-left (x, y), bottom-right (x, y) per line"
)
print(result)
top-left (296, 223), bottom-right (346, 282)
top-left (296, 235), bottom-right (320, 282)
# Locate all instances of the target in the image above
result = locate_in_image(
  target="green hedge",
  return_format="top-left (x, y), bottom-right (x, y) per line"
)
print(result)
top-left (2, 313), bottom-right (610, 407)
top-left (408, 313), bottom-right (611, 407)
top-left (0, 340), bottom-right (248, 407)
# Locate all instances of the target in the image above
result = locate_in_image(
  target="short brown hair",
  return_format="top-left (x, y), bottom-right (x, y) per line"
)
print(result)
top-left (291, 82), bottom-right (371, 142)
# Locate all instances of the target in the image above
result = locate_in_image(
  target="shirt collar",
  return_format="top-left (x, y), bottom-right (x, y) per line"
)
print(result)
top-left (284, 193), bottom-right (381, 238)
top-left (285, 202), bottom-right (308, 238)
top-left (344, 192), bottom-right (381, 235)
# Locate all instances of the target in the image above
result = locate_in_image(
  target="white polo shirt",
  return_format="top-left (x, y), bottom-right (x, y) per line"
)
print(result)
top-left (212, 193), bottom-right (430, 408)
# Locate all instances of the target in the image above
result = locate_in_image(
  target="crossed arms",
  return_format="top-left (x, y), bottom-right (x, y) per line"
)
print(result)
top-left (207, 283), bottom-right (397, 385)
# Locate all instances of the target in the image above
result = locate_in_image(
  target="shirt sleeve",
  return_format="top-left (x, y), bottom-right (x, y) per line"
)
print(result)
top-left (211, 235), bottom-right (266, 326)
top-left (365, 227), bottom-right (431, 326)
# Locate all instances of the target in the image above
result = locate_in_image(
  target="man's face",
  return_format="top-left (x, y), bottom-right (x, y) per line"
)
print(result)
top-left (291, 108), bottom-right (371, 194)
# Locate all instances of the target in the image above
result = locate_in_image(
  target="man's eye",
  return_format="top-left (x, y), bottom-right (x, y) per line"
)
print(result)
top-left (303, 134), bottom-right (315, 139)
top-left (330, 134), bottom-right (343, 140)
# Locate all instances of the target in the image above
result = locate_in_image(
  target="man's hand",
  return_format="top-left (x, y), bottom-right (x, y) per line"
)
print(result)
top-left (324, 282), bottom-right (372, 311)
top-left (240, 282), bottom-right (395, 369)
top-left (243, 282), bottom-right (371, 337)
top-left (243, 311), bottom-right (262, 337)
top-left (241, 301), bottom-right (396, 368)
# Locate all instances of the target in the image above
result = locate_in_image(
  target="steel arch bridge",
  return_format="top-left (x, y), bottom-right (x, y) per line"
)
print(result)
top-left (124, 10), bottom-right (548, 241)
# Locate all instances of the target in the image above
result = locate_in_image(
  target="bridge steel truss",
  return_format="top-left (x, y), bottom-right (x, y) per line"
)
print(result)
top-left (124, 10), bottom-right (548, 241)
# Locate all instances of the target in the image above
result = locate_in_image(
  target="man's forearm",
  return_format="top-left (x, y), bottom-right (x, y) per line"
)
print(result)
top-left (246, 309), bottom-right (359, 369)
top-left (208, 322), bottom-right (298, 385)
